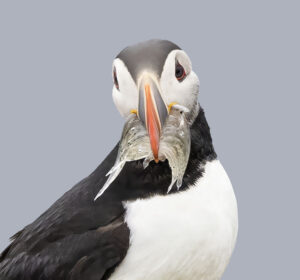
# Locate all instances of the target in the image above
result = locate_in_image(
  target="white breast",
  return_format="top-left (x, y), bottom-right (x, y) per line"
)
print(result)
top-left (109, 160), bottom-right (238, 280)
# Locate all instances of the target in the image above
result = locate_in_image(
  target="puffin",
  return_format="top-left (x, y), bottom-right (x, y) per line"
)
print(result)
top-left (0, 39), bottom-right (238, 280)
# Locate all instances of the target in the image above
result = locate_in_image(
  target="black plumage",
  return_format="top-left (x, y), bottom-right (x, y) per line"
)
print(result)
top-left (0, 108), bottom-right (216, 280)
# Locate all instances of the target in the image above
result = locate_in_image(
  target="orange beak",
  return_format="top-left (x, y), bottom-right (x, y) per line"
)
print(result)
top-left (138, 76), bottom-right (168, 163)
top-left (145, 84), bottom-right (160, 162)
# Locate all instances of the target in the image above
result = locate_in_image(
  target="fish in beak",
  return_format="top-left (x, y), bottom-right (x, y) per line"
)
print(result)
top-left (138, 74), bottom-right (168, 162)
top-left (95, 83), bottom-right (191, 199)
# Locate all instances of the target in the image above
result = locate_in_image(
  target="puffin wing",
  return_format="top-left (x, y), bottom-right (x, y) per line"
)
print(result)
top-left (0, 144), bottom-right (130, 280)
top-left (0, 217), bottom-right (129, 280)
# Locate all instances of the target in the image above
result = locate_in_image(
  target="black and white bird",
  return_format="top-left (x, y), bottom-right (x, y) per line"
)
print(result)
top-left (0, 39), bottom-right (238, 280)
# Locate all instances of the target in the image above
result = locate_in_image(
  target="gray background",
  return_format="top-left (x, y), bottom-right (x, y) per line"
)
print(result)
top-left (0, 0), bottom-right (299, 279)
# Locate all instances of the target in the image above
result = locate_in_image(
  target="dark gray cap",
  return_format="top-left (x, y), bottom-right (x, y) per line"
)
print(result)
top-left (116, 39), bottom-right (181, 82)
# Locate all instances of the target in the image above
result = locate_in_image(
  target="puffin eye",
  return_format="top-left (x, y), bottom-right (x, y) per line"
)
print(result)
top-left (113, 68), bottom-right (119, 90)
top-left (175, 62), bottom-right (186, 81)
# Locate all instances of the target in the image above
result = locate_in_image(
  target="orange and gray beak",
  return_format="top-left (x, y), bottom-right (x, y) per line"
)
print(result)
top-left (138, 75), bottom-right (168, 163)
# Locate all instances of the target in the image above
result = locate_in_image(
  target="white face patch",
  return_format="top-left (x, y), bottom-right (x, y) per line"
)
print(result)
top-left (159, 50), bottom-right (200, 113)
top-left (112, 50), bottom-right (200, 118)
top-left (112, 58), bottom-right (138, 117)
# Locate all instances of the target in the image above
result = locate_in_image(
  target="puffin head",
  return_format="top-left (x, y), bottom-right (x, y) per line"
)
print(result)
top-left (95, 39), bottom-right (201, 199)
top-left (112, 39), bottom-right (200, 161)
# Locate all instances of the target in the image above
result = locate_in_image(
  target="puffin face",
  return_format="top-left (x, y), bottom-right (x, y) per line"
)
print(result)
top-left (112, 39), bottom-right (199, 161)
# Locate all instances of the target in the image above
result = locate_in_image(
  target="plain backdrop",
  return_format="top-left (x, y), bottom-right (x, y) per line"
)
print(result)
top-left (0, 1), bottom-right (299, 279)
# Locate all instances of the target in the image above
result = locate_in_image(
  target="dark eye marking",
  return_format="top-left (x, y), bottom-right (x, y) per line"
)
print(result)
top-left (175, 61), bottom-right (186, 81)
top-left (113, 67), bottom-right (119, 90)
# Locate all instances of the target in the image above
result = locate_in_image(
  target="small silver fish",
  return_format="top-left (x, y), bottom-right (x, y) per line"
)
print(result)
top-left (95, 106), bottom-right (191, 200)
top-left (159, 107), bottom-right (191, 192)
